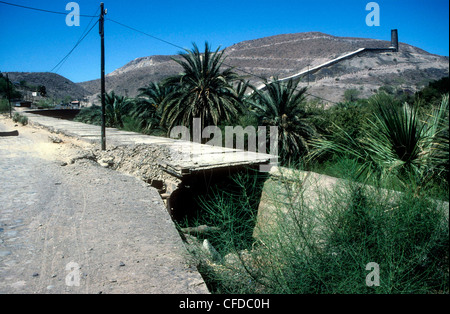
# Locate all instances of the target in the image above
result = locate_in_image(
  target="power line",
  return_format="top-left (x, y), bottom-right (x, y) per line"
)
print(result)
top-left (107, 18), bottom-right (186, 51)
top-left (0, 1), bottom-right (102, 74)
top-left (51, 6), bottom-right (101, 73)
top-left (50, 20), bottom-right (99, 73)
top-left (106, 18), bottom-right (338, 104)
top-left (1, 0), bottom-right (338, 105)
top-left (0, 0), bottom-right (98, 17)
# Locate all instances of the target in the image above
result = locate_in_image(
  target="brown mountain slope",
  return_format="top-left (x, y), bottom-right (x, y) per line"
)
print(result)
top-left (5, 72), bottom-right (88, 101)
top-left (13, 32), bottom-right (445, 105)
top-left (78, 32), bottom-right (448, 104)
top-left (78, 55), bottom-right (181, 98)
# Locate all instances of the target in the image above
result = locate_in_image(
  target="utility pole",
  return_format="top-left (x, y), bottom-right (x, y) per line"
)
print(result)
top-left (6, 74), bottom-right (11, 118)
top-left (99, 2), bottom-right (106, 150)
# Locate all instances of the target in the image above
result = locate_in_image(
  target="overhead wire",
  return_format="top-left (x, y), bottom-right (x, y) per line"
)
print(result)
top-left (50, 20), bottom-right (99, 73)
top-left (0, 1), bottom-right (101, 74)
top-left (0, 0), bottom-right (98, 17)
top-left (107, 18), bottom-right (186, 52)
top-left (106, 18), bottom-right (339, 105)
top-left (1, 0), bottom-right (339, 104)
top-left (51, 7), bottom-right (101, 73)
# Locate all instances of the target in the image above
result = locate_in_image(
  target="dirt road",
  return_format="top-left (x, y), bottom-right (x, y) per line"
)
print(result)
top-left (0, 116), bottom-right (208, 294)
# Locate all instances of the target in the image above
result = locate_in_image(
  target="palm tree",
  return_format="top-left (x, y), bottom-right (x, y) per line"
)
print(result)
top-left (98, 91), bottom-right (133, 128)
top-left (161, 42), bottom-right (243, 133)
top-left (133, 81), bottom-right (174, 133)
top-left (251, 78), bottom-right (320, 165)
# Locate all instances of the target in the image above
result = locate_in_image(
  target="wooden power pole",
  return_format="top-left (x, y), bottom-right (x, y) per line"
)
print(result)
top-left (99, 2), bottom-right (106, 150)
top-left (6, 74), bottom-right (12, 118)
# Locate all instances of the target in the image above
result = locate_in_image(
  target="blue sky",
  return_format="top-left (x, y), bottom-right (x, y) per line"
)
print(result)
top-left (0, 0), bottom-right (448, 83)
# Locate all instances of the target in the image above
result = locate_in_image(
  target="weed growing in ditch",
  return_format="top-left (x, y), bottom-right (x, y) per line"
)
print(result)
top-left (184, 164), bottom-right (449, 294)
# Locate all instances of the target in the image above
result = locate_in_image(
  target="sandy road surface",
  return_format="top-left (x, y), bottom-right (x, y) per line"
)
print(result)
top-left (0, 116), bottom-right (208, 294)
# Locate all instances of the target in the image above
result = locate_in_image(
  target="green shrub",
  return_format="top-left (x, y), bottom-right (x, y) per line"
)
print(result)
top-left (310, 94), bottom-right (449, 194)
top-left (186, 165), bottom-right (449, 294)
top-left (122, 116), bottom-right (145, 133)
top-left (36, 99), bottom-right (55, 109)
top-left (74, 105), bottom-right (102, 125)
top-left (343, 88), bottom-right (361, 102)
top-left (197, 170), bottom-right (265, 255)
top-left (12, 112), bottom-right (28, 125)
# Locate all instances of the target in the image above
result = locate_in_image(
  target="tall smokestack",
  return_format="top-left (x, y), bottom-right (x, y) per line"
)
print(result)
top-left (390, 29), bottom-right (399, 52)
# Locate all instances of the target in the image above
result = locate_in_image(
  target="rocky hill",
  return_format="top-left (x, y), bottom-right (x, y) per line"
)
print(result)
top-left (78, 32), bottom-right (449, 104)
top-left (7, 32), bottom-right (448, 105)
top-left (4, 72), bottom-right (88, 101)
top-left (77, 55), bottom-right (181, 100)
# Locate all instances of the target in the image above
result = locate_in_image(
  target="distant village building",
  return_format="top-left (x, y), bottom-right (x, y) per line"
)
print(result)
top-left (15, 101), bottom-right (32, 107)
top-left (71, 101), bottom-right (80, 108)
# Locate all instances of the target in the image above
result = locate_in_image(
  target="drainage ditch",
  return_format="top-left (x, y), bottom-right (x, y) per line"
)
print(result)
top-left (73, 143), bottom-right (271, 292)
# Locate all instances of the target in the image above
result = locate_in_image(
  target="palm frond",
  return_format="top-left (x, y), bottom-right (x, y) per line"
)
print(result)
top-left (309, 93), bottom-right (450, 188)
top-left (252, 78), bottom-right (319, 164)
top-left (161, 42), bottom-right (243, 134)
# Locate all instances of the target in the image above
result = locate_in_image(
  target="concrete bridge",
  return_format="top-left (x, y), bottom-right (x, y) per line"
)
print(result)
top-left (20, 111), bottom-right (276, 173)
top-left (20, 110), bottom-right (277, 219)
